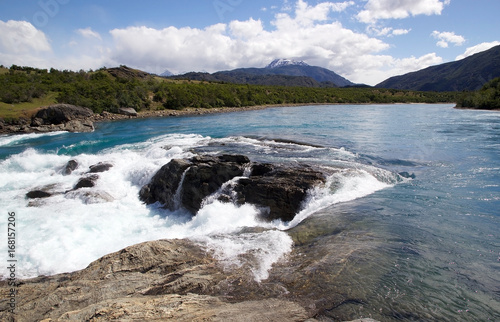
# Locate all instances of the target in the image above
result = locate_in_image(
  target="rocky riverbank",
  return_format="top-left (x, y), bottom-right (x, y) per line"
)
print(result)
top-left (0, 104), bottom-right (94, 134)
top-left (1, 151), bottom-right (387, 321)
top-left (0, 103), bottom-right (313, 135)
top-left (0, 235), bottom-right (380, 321)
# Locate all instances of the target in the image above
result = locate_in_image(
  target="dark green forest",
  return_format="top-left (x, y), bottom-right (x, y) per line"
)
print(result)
top-left (456, 77), bottom-right (500, 110)
top-left (0, 65), bottom-right (460, 120)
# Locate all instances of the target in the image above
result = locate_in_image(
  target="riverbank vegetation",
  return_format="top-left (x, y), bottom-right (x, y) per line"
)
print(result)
top-left (456, 77), bottom-right (500, 110)
top-left (0, 65), bottom-right (460, 120)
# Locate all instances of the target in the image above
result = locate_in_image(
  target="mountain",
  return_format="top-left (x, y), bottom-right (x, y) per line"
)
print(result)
top-left (377, 45), bottom-right (500, 91)
top-left (170, 59), bottom-right (355, 87)
top-left (160, 69), bottom-right (173, 77)
top-left (266, 59), bottom-right (310, 69)
top-left (173, 71), bottom-right (323, 87)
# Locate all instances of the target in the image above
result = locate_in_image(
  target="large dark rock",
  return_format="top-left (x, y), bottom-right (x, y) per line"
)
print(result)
top-left (26, 190), bottom-right (52, 199)
top-left (25, 104), bottom-right (95, 133)
top-left (88, 162), bottom-right (113, 173)
top-left (26, 183), bottom-right (60, 199)
top-left (62, 160), bottom-right (78, 175)
top-left (73, 175), bottom-right (99, 190)
top-left (140, 154), bottom-right (326, 222)
top-left (33, 104), bottom-right (93, 125)
top-left (234, 165), bottom-right (326, 222)
top-left (140, 155), bottom-right (249, 213)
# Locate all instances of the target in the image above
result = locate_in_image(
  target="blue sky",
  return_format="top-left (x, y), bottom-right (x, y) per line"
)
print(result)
top-left (1, 0), bottom-right (499, 85)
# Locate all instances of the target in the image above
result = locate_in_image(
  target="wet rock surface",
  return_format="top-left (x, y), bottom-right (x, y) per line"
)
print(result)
top-left (88, 162), bottom-right (113, 173)
top-left (140, 154), bottom-right (327, 222)
top-left (62, 159), bottom-right (78, 175)
top-left (73, 174), bottom-right (100, 190)
top-left (0, 239), bottom-right (312, 322)
top-left (26, 162), bottom-right (115, 205)
top-left (0, 214), bottom-right (386, 322)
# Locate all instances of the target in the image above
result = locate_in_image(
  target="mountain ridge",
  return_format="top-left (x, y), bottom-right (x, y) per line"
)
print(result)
top-left (170, 59), bottom-right (355, 87)
top-left (376, 45), bottom-right (500, 91)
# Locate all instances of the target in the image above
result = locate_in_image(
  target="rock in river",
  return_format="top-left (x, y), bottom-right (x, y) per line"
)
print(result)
top-left (140, 154), bottom-right (327, 222)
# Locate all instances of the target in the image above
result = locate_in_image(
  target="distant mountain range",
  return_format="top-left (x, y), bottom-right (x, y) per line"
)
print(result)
top-left (169, 59), bottom-right (356, 88)
top-left (377, 45), bottom-right (500, 91)
top-left (166, 45), bottom-right (500, 91)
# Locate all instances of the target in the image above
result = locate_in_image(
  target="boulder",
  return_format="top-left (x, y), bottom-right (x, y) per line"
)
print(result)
top-left (88, 162), bottom-right (113, 173)
top-left (139, 158), bottom-right (192, 208)
top-left (140, 154), bottom-right (326, 222)
top-left (140, 155), bottom-right (249, 213)
top-left (118, 107), bottom-right (138, 116)
top-left (26, 190), bottom-right (52, 199)
top-left (33, 104), bottom-right (93, 125)
top-left (73, 175), bottom-right (99, 190)
top-left (234, 165), bottom-right (326, 222)
top-left (62, 160), bottom-right (78, 175)
top-left (181, 155), bottom-right (249, 213)
top-left (61, 119), bottom-right (94, 132)
top-left (26, 183), bottom-right (60, 199)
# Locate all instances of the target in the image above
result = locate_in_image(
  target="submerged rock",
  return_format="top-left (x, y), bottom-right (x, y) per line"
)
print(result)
top-left (62, 159), bottom-right (78, 175)
top-left (140, 154), bottom-right (326, 222)
top-left (26, 183), bottom-right (60, 199)
top-left (26, 190), bottom-right (52, 199)
top-left (65, 190), bottom-right (114, 204)
top-left (73, 174), bottom-right (99, 190)
top-left (88, 162), bottom-right (113, 173)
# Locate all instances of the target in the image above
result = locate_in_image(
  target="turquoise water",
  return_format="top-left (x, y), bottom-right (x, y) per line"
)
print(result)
top-left (0, 104), bottom-right (499, 320)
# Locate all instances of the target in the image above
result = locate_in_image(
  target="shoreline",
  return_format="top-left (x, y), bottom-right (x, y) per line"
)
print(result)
top-left (91, 103), bottom-right (327, 123)
top-left (4, 102), bottom-right (491, 135)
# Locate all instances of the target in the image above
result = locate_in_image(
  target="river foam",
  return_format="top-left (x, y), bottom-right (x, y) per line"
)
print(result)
top-left (0, 133), bottom-right (396, 280)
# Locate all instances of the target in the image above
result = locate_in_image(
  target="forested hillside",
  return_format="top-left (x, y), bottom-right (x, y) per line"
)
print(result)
top-left (376, 45), bottom-right (500, 91)
top-left (0, 65), bottom-right (459, 120)
top-left (456, 77), bottom-right (500, 110)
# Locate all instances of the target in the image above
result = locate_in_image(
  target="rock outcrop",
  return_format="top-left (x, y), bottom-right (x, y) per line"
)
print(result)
top-left (140, 154), bottom-right (327, 222)
top-left (118, 107), bottom-right (138, 116)
top-left (0, 239), bottom-right (313, 322)
top-left (234, 165), bottom-right (326, 222)
top-left (0, 104), bottom-right (95, 134)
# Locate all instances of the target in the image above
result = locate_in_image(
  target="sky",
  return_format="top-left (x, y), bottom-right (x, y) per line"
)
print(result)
top-left (0, 0), bottom-right (499, 85)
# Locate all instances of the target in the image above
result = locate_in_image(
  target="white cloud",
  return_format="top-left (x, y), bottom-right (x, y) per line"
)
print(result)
top-left (431, 31), bottom-right (465, 48)
top-left (345, 52), bottom-right (443, 85)
top-left (0, 20), bottom-right (53, 68)
top-left (0, 2), bottom-right (454, 85)
top-left (357, 0), bottom-right (449, 23)
top-left (392, 28), bottom-right (410, 36)
top-left (109, 1), bottom-right (388, 82)
top-left (0, 20), bottom-right (51, 54)
top-left (77, 27), bottom-right (102, 41)
top-left (456, 41), bottom-right (500, 60)
top-left (368, 26), bottom-right (411, 37)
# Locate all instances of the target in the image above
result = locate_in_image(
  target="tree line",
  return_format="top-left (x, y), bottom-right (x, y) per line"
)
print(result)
top-left (0, 65), bottom-right (460, 118)
top-left (456, 77), bottom-right (500, 110)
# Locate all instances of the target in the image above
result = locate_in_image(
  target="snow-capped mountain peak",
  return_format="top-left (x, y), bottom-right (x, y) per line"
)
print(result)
top-left (266, 59), bottom-right (310, 69)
